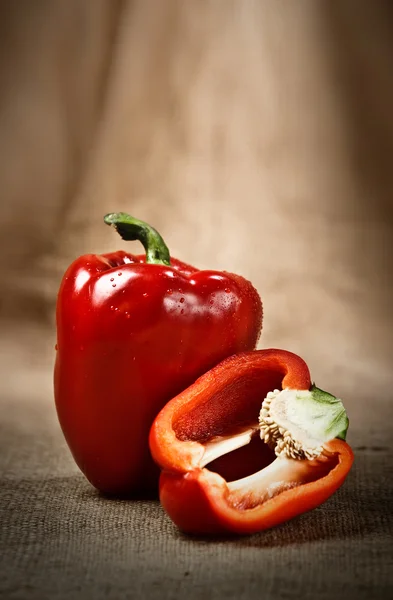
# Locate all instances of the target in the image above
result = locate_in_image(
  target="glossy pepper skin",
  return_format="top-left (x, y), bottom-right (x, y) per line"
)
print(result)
top-left (149, 349), bottom-right (354, 535)
top-left (54, 213), bottom-right (262, 495)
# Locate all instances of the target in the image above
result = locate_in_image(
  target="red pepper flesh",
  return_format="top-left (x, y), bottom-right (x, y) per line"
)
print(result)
top-left (54, 214), bottom-right (262, 495)
top-left (149, 350), bottom-right (354, 535)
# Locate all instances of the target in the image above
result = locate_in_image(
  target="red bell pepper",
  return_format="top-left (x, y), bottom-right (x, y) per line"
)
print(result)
top-left (54, 213), bottom-right (262, 495)
top-left (149, 349), bottom-right (354, 535)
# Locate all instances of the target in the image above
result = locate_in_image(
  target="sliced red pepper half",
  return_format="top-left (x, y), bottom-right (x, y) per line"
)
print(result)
top-left (149, 349), bottom-right (354, 535)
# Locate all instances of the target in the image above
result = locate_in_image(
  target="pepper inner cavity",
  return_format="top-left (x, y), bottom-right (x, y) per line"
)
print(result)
top-left (173, 370), bottom-right (286, 443)
top-left (199, 387), bottom-right (340, 509)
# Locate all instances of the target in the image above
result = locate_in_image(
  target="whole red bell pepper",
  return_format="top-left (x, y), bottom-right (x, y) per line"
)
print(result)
top-left (149, 349), bottom-right (354, 535)
top-left (54, 213), bottom-right (262, 495)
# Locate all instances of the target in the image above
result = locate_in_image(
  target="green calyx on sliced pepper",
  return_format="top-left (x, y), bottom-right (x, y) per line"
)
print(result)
top-left (259, 384), bottom-right (349, 460)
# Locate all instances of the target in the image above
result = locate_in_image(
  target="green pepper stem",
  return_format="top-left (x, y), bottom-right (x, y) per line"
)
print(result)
top-left (104, 213), bottom-right (171, 266)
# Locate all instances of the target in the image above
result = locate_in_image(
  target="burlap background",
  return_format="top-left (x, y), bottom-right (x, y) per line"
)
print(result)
top-left (1, 1), bottom-right (392, 598)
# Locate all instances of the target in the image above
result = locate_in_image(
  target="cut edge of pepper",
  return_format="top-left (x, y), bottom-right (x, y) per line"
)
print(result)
top-left (174, 438), bottom-right (354, 534)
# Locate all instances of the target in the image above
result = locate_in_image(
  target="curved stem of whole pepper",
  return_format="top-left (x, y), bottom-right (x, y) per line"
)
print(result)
top-left (104, 212), bottom-right (171, 266)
